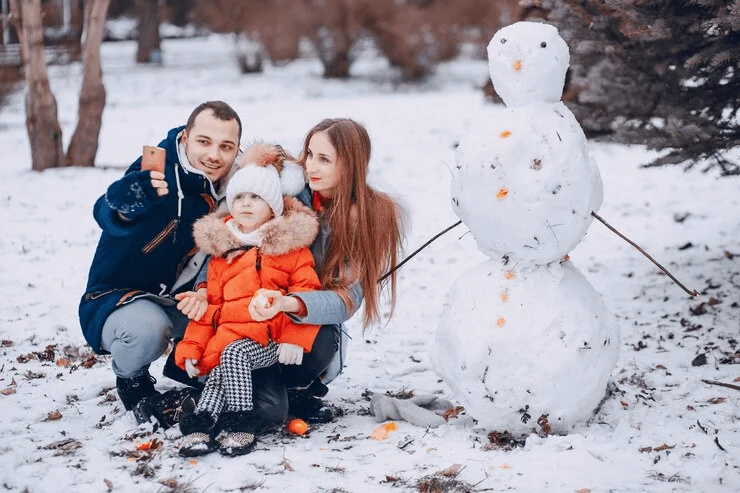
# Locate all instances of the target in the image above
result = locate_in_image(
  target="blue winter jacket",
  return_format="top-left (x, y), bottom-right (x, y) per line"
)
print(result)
top-left (79, 126), bottom-right (218, 354)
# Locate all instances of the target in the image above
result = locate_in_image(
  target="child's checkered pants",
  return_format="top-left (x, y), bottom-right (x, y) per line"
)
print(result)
top-left (194, 339), bottom-right (278, 416)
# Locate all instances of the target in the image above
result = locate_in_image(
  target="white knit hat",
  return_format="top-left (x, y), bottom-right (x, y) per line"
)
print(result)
top-left (226, 164), bottom-right (284, 217)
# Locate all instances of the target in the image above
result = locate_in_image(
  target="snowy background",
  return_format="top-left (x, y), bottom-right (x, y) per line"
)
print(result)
top-left (0, 35), bottom-right (738, 492)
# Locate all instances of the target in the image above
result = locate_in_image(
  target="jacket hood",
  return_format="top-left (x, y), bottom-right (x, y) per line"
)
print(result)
top-left (192, 196), bottom-right (319, 258)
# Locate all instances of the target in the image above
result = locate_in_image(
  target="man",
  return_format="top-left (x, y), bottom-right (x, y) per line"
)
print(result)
top-left (79, 101), bottom-right (241, 420)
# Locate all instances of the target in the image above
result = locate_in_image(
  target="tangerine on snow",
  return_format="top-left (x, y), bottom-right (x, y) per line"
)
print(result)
top-left (287, 418), bottom-right (309, 435)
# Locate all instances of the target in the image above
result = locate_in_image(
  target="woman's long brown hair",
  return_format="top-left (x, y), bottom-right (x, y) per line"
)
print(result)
top-left (299, 118), bottom-right (404, 328)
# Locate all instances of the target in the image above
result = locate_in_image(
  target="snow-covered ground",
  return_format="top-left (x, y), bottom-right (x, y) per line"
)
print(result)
top-left (0, 35), bottom-right (738, 493)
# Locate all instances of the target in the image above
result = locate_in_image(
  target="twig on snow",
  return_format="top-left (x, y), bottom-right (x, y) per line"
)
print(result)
top-left (590, 211), bottom-right (700, 297)
top-left (701, 379), bottom-right (740, 391)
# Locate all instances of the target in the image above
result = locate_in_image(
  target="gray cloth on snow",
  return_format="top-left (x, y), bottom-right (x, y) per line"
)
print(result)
top-left (370, 394), bottom-right (454, 428)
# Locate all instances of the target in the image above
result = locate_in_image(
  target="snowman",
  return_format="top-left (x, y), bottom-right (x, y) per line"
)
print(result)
top-left (431, 21), bottom-right (620, 435)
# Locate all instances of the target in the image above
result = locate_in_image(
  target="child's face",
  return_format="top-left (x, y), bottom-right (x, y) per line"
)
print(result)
top-left (231, 192), bottom-right (273, 231)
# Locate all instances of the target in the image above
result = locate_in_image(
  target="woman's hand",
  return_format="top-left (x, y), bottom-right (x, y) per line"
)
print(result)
top-left (175, 288), bottom-right (208, 320)
top-left (184, 359), bottom-right (200, 378)
top-left (249, 289), bottom-right (283, 321)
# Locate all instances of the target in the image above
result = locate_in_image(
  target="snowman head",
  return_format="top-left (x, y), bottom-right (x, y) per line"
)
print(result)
top-left (487, 21), bottom-right (570, 107)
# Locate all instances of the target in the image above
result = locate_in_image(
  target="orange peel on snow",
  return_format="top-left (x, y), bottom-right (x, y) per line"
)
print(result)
top-left (500, 292), bottom-right (509, 302)
top-left (513, 59), bottom-right (522, 71)
top-left (496, 317), bottom-right (506, 328)
top-left (499, 130), bottom-right (512, 138)
top-left (496, 188), bottom-right (508, 200)
top-left (370, 421), bottom-right (398, 440)
top-left (504, 271), bottom-right (516, 280)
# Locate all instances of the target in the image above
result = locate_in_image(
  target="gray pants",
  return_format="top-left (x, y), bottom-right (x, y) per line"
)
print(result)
top-left (100, 299), bottom-right (189, 379)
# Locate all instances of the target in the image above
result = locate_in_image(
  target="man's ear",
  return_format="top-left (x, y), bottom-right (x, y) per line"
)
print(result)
top-left (180, 129), bottom-right (188, 148)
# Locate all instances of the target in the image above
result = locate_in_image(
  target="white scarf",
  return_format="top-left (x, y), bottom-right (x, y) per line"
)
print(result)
top-left (226, 219), bottom-right (265, 247)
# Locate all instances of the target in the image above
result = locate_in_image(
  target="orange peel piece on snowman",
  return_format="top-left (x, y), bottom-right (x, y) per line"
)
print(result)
top-left (512, 59), bottom-right (522, 71)
top-left (500, 130), bottom-right (512, 138)
top-left (496, 188), bottom-right (508, 200)
top-left (496, 317), bottom-right (506, 328)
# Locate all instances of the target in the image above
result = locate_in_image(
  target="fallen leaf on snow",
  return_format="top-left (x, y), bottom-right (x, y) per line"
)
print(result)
top-left (1, 387), bottom-right (16, 396)
top-left (653, 444), bottom-right (676, 452)
top-left (281, 459), bottom-right (294, 471)
top-left (44, 411), bottom-right (62, 421)
top-left (575, 489), bottom-right (591, 493)
top-left (0, 340), bottom-right (12, 347)
top-left (81, 355), bottom-right (98, 368)
top-left (442, 406), bottom-right (464, 421)
top-left (24, 370), bottom-right (44, 380)
top-left (708, 397), bottom-right (726, 404)
top-left (159, 479), bottom-right (178, 488)
top-left (620, 400), bottom-right (629, 408)
top-left (104, 479), bottom-right (113, 492)
top-left (42, 438), bottom-right (82, 456)
top-left (56, 358), bottom-right (70, 367)
top-left (537, 414), bottom-right (552, 434)
top-left (135, 440), bottom-right (154, 451)
top-left (439, 464), bottom-right (463, 477)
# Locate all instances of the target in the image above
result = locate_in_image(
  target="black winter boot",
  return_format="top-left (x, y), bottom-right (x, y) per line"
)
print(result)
top-left (216, 411), bottom-right (260, 457)
top-left (134, 387), bottom-right (202, 429)
top-left (287, 388), bottom-right (333, 424)
top-left (179, 411), bottom-right (218, 457)
top-left (116, 372), bottom-right (159, 412)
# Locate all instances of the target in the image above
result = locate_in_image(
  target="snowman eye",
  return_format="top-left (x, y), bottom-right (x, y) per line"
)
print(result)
top-left (500, 38), bottom-right (507, 44)
top-left (540, 41), bottom-right (547, 48)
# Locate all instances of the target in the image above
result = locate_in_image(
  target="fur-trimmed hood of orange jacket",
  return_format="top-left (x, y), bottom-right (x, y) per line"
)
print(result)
top-left (174, 196), bottom-right (322, 375)
top-left (194, 195), bottom-right (319, 259)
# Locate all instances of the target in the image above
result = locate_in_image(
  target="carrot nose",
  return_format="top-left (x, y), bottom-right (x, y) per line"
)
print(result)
top-left (513, 59), bottom-right (522, 71)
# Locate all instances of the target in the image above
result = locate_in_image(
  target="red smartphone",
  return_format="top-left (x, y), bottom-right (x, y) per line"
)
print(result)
top-left (141, 146), bottom-right (165, 173)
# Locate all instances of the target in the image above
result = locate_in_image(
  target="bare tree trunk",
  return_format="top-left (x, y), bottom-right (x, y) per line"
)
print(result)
top-left (136, 0), bottom-right (161, 64)
top-left (9, 0), bottom-right (64, 171)
top-left (66, 0), bottom-right (111, 166)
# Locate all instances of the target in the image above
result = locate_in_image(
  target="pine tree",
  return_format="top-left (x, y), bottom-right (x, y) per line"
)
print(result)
top-left (519, 0), bottom-right (740, 176)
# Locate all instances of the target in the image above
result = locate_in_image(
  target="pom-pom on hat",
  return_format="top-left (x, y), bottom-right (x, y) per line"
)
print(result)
top-left (226, 142), bottom-right (307, 217)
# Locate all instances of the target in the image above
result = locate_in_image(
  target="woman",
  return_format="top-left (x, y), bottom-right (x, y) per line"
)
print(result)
top-left (249, 118), bottom-right (405, 424)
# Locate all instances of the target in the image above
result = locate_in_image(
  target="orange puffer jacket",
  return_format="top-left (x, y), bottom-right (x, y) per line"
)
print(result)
top-left (175, 197), bottom-right (321, 374)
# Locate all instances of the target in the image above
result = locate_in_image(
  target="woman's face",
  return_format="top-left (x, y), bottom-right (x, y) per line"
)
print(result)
top-left (305, 131), bottom-right (341, 198)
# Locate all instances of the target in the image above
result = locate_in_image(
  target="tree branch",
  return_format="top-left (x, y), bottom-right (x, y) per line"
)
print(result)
top-left (591, 211), bottom-right (700, 297)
